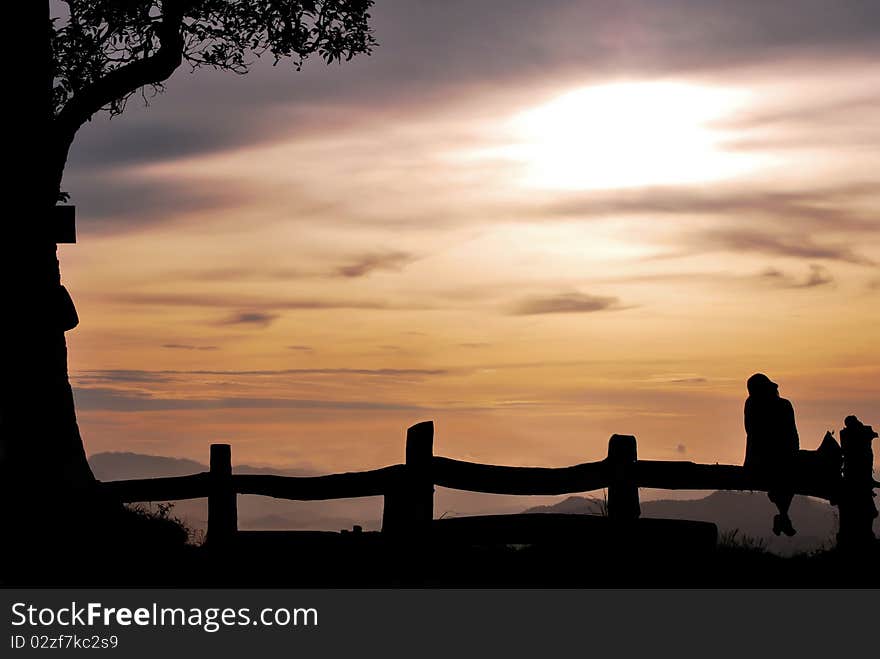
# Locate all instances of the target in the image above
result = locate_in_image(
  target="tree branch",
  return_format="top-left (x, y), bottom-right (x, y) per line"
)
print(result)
top-left (49, 2), bottom-right (189, 201)
top-left (53, 2), bottom-right (186, 142)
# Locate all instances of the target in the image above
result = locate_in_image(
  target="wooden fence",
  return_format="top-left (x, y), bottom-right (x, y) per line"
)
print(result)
top-left (100, 420), bottom-right (878, 550)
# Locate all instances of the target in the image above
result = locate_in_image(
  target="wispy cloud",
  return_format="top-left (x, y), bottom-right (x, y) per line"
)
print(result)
top-left (108, 292), bottom-right (411, 311)
top-left (172, 255), bottom-right (416, 283)
top-left (334, 251), bottom-right (414, 278)
top-left (218, 311), bottom-right (280, 327)
top-left (65, 172), bottom-right (250, 235)
top-left (648, 374), bottom-right (709, 385)
top-left (161, 343), bottom-right (220, 351)
top-left (75, 368), bottom-right (450, 383)
top-left (547, 184), bottom-right (880, 231)
top-left (721, 93), bottom-right (880, 134)
top-left (73, 387), bottom-right (425, 413)
top-left (173, 267), bottom-right (305, 283)
top-left (701, 230), bottom-right (874, 265)
top-left (74, 370), bottom-right (175, 385)
top-left (510, 292), bottom-right (629, 315)
top-left (187, 367), bottom-right (450, 377)
top-left (801, 265), bottom-right (835, 288)
top-left (68, 113), bottom-right (282, 170)
top-left (760, 264), bottom-right (835, 289)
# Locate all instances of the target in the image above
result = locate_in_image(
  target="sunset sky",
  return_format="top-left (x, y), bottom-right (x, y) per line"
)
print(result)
top-left (60, 0), bottom-right (879, 482)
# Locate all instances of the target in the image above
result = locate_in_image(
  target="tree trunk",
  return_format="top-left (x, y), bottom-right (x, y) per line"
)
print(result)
top-left (0, 2), bottom-right (97, 582)
top-left (1, 0), bottom-right (192, 584)
top-left (1, 239), bottom-right (95, 488)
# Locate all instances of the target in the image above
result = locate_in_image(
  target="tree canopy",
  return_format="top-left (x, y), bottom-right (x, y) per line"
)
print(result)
top-left (49, 0), bottom-right (377, 198)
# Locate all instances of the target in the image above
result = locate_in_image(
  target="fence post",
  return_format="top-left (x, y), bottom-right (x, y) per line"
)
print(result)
top-left (837, 415), bottom-right (877, 551)
top-left (382, 421), bottom-right (434, 536)
top-left (208, 443), bottom-right (237, 545)
top-left (607, 434), bottom-right (640, 520)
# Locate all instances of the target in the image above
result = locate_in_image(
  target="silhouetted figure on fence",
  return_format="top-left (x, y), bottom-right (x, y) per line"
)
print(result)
top-left (743, 373), bottom-right (799, 536)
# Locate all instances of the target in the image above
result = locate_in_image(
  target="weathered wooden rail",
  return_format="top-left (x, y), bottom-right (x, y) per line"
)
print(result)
top-left (100, 419), bottom-right (878, 550)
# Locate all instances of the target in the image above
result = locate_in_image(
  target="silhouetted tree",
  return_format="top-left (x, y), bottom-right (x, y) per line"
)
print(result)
top-left (1, 1), bottom-right (376, 524)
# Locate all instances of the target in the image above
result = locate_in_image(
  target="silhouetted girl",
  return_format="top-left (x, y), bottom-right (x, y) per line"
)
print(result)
top-left (744, 373), bottom-right (799, 536)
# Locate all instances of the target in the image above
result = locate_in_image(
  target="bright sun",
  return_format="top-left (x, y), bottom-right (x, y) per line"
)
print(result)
top-left (502, 81), bottom-right (759, 190)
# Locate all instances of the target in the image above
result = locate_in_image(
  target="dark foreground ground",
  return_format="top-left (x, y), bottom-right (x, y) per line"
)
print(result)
top-left (4, 506), bottom-right (878, 588)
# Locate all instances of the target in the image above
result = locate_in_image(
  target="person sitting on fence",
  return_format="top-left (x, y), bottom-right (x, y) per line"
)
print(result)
top-left (743, 373), bottom-right (799, 536)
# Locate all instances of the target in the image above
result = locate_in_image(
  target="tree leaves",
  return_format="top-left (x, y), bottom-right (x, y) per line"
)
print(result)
top-left (51, 0), bottom-right (377, 121)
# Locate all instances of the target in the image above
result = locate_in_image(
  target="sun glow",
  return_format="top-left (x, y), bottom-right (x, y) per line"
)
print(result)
top-left (502, 81), bottom-right (761, 190)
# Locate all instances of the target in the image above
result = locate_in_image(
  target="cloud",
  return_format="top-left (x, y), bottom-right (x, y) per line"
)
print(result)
top-left (76, 368), bottom-right (449, 381)
top-left (107, 292), bottom-right (410, 311)
top-left (760, 264), bottom-right (835, 289)
top-left (218, 311), bottom-right (279, 327)
top-left (510, 292), bottom-right (628, 315)
top-left (63, 172), bottom-right (248, 234)
top-left (67, 113), bottom-right (282, 170)
top-left (162, 343), bottom-right (220, 351)
top-left (645, 373), bottom-right (709, 385)
top-left (334, 251), bottom-right (414, 278)
top-left (286, 345), bottom-right (315, 352)
top-left (59, 0), bottom-right (880, 259)
top-left (702, 230), bottom-right (874, 265)
top-left (162, 254), bottom-right (413, 284)
top-left (74, 370), bottom-right (175, 385)
top-left (187, 367), bottom-right (450, 377)
top-left (720, 93), bottom-right (880, 135)
top-left (798, 264), bottom-right (835, 289)
top-left (547, 184), bottom-right (879, 232)
top-left (173, 267), bottom-right (305, 283)
top-left (63, 0), bottom-right (880, 182)
top-left (802, 266), bottom-right (834, 288)
top-left (760, 268), bottom-right (787, 280)
top-left (73, 387), bottom-right (424, 413)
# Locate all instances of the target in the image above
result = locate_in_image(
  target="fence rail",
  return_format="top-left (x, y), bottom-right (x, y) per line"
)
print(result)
top-left (98, 419), bottom-right (878, 550)
top-left (432, 456), bottom-right (609, 495)
top-left (101, 473), bottom-right (210, 502)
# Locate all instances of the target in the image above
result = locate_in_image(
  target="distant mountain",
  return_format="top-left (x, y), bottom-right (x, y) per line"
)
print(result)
top-left (90, 452), bottom-right (206, 481)
top-left (525, 496), bottom-right (608, 516)
top-left (523, 491), bottom-right (855, 555)
top-left (89, 451), bottom-right (317, 480)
